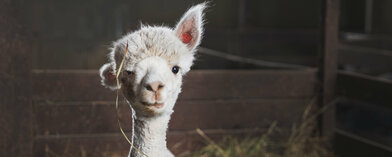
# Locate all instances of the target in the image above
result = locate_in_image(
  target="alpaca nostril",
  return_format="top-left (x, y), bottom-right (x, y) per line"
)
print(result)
top-left (145, 81), bottom-right (164, 92)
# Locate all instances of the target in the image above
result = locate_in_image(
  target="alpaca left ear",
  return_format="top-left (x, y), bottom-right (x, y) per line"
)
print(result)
top-left (174, 3), bottom-right (206, 51)
top-left (99, 62), bottom-right (118, 90)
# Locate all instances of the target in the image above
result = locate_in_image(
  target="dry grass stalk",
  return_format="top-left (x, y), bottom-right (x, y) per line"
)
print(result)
top-left (189, 100), bottom-right (334, 157)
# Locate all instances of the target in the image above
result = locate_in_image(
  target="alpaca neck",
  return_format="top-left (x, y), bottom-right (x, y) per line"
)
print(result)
top-left (129, 114), bottom-right (171, 157)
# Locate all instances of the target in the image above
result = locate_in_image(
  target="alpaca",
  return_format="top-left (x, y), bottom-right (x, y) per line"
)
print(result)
top-left (99, 4), bottom-right (206, 157)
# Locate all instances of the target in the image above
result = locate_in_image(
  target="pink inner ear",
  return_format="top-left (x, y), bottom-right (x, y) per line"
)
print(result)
top-left (176, 16), bottom-right (199, 49)
top-left (106, 71), bottom-right (116, 80)
top-left (182, 32), bottom-right (192, 43)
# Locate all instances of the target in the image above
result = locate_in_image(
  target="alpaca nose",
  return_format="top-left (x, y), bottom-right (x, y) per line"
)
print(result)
top-left (145, 81), bottom-right (164, 92)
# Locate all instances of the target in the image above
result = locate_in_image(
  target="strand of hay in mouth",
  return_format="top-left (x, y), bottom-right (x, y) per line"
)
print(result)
top-left (116, 42), bottom-right (148, 157)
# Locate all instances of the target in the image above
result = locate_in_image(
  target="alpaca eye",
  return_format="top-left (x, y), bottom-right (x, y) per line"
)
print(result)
top-left (172, 66), bottom-right (180, 74)
top-left (126, 70), bottom-right (134, 75)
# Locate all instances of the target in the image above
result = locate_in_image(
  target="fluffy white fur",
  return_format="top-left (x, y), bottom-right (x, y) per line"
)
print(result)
top-left (99, 3), bottom-right (206, 157)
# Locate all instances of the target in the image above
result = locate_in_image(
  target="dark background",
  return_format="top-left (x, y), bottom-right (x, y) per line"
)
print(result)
top-left (1, 0), bottom-right (391, 156)
top-left (23, 0), bottom-right (392, 71)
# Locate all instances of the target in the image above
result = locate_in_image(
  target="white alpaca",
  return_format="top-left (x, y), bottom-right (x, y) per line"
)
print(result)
top-left (99, 4), bottom-right (206, 157)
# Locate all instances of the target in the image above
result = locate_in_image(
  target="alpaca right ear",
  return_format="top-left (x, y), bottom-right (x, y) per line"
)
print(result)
top-left (174, 3), bottom-right (206, 51)
top-left (99, 63), bottom-right (118, 90)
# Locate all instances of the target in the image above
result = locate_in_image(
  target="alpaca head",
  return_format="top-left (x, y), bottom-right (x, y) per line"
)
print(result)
top-left (100, 4), bottom-right (205, 117)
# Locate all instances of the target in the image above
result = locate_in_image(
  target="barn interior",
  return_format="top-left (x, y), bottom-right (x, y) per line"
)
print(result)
top-left (1, 0), bottom-right (391, 156)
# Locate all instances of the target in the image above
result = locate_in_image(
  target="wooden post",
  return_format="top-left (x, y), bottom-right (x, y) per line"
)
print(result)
top-left (318, 0), bottom-right (340, 138)
top-left (0, 0), bottom-right (33, 156)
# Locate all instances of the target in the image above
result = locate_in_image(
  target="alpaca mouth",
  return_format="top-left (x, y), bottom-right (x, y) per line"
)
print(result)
top-left (141, 101), bottom-right (164, 108)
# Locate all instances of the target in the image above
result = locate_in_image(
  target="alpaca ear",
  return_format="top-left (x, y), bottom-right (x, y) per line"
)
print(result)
top-left (99, 63), bottom-right (118, 90)
top-left (174, 3), bottom-right (206, 51)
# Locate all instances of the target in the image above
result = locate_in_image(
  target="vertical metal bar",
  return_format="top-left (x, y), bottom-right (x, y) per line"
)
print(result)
top-left (229, 0), bottom-right (247, 55)
top-left (318, 0), bottom-right (340, 138)
top-left (238, 0), bottom-right (247, 32)
top-left (365, 0), bottom-right (373, 33)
